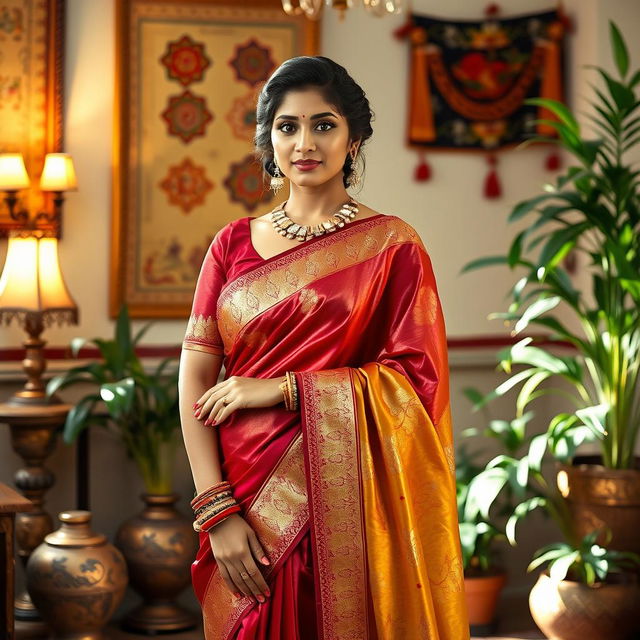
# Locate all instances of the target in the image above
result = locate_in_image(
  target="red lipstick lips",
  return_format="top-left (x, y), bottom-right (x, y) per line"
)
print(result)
top-left (293, 160), bottom-right (321, 171)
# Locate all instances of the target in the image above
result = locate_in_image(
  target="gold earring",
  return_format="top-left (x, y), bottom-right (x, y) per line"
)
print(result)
top-left (270, 160), bottom-right (284, 194)
top-left (348, 148), bottom-right (361, 188)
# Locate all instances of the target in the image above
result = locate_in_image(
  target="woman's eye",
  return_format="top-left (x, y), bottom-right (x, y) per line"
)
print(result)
top-left (277, 121), bottom-right (334, 133)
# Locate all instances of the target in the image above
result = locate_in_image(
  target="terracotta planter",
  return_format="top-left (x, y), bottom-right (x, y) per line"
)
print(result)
top-left (26, 510), bottom-right (128, 640)
top-left (529, 571), bottom-right (640, 640)
top-left (464, 570), bottom-right (506, 636)
top-left (115, 493), bottom-right (199, 633)
top-left (556, 454), bottom-right (640, 554)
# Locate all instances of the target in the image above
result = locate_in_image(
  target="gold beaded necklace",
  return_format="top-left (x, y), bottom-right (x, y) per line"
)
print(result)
top-left (269, 198), bottom-right (359, 242)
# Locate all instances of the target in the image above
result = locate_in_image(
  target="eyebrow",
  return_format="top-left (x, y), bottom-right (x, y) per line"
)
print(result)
top-left (275, 112), bottom-right (338, 121)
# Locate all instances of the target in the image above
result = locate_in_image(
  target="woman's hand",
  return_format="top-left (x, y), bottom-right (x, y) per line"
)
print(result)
top-left (194, 375), bottom-right (283, 426)
top-left (208, 513), bottom-right (271, 603)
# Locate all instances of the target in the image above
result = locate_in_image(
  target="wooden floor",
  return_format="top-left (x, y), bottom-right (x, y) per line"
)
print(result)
top-left (17, 618), bottom-right (546, 639)
top-left (109, 623), bottom-right (546, 639)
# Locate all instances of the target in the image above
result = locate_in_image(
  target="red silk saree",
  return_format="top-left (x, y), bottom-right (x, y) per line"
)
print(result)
top-left (183, 213), bottom-right (469, 640)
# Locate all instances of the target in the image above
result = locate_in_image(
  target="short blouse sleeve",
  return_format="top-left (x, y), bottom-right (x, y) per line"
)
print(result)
top-left (182, 231), bottom-right (227, 356)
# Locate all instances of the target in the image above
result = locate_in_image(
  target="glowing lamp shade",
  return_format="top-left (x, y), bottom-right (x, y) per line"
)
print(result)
top-left (0, 153), bottom-right (30, 191)
top-left (40, 153), bottom-right (78, 192)
top-left (0, 235), bottom-right (78, 325)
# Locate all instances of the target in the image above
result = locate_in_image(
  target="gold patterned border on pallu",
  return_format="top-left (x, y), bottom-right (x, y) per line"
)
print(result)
top-left (298, 368), bottom-right (369, 640)
top-left (216, 216), bottom-right (425, 348)
top-left (203, 432), bottom-right (308, 640)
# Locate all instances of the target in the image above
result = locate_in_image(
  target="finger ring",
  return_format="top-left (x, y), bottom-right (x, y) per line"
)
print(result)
top-left (223, 396), bottom-right (230, 405)
top-left (240, 571), bottom-right (249, 579)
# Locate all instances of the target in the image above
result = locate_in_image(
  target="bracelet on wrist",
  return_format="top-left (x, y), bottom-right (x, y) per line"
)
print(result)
top-left (278, 372), bottom-right (299, 411)
top-left (191, 479), bottom-right (240, 532)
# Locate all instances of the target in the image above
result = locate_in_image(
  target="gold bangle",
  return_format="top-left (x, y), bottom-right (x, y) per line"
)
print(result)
top-left (278, 376), bottom-right (290, 410)
top-left (286, 371), bottom-right (299, 411)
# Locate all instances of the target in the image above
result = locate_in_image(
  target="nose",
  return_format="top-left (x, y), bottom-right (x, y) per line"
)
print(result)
top-left (294, 125), bottom-right (316, 153)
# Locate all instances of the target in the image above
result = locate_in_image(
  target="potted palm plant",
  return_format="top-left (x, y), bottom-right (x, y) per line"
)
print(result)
top-left (456, 442), bottom-right (508, 637)
top-left (462, 20), bottom-right (640, 555)
top-left (462, 398), bottom-right (640, 639)
top-left (46, 305), bottom-right (198, 633)
top-left (527, 529), bottom-right (640, 640)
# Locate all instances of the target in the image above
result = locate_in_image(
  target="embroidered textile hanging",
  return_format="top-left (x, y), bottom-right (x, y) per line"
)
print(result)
top-left (401, 8), bottom-right (566, 197)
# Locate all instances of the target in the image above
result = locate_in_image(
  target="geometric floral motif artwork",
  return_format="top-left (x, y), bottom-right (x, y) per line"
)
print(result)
top-left (228, 38), bottom-right (276, 87)
top-left (161, 90), bottom-right (214, 143)
top-left (113, 0), bottom-right (318, 316)
top-left (143, 234), bottom-right (214, 286)
top-left (223, 154), bottom-right (274, 213)
top-left (159, 157), bottom-right (214, 213)
top-left (160, 34), bottom-right (212, 86)
top-left (225, 88), bottom-right (260, 141)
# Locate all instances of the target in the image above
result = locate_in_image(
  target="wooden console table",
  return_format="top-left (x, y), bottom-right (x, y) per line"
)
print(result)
top-left (0, 483), bottom-right (32, 640)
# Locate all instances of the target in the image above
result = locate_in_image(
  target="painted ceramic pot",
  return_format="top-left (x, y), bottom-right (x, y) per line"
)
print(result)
top-left (529, 571), bottom-right (640, 640)
top-left (115, 493), bottom-right (198, 633)
top-left (26, 510), bottom-right (128, 640)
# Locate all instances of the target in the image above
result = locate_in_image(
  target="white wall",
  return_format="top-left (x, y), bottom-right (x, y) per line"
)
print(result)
top-left (4, 0), bottom-right (633, 350)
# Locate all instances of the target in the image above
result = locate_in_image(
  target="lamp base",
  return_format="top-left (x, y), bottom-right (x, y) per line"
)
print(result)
top-left (7, 390), bottom-right (64, 407)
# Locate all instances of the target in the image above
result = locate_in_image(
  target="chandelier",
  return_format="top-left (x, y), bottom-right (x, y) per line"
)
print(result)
top-left (282, 0), bottom-right (403, 20)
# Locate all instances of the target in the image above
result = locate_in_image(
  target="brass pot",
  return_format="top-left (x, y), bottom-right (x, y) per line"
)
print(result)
top-left (26, 510), bottom-right (128, 640)
top-left (464, 570), bottom-right (506, 637)
top-left (115, 493), bottom-right (198, 633)
top-left (529, 572), bottom-right (640, 640)
top-left (556, 455), bottom-right (640, 554)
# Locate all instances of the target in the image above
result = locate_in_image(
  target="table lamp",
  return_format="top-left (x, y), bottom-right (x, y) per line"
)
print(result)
top-left (0, 152), bottom-right (79, 405)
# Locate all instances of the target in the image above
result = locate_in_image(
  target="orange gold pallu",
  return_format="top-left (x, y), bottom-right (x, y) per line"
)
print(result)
top-left (186, 214), bottom-right (470, 639)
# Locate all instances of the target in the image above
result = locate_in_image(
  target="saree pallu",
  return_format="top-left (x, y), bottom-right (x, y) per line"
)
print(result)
top-left (183, 214), bottom-right (469, 640)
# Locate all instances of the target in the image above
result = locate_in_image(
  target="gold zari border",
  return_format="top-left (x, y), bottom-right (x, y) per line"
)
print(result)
top-left (299, 368), bottom-right (369, 640)
top-left (217, 216), bottom-right (425, 348)
top-left (202, 432), bottom-right (308, 640)
top-left (182, 341), bottom-right (224, 356)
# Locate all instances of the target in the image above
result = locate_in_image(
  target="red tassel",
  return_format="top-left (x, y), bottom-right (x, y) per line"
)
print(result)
top-left (545, 151), bottom-right (561, 171)
top-left (393, 20), bottom-right (414, 40)
top-left (484, 154), bottom-right (502, 198)
top-left (414, 153), bottom-right (432, 182)
top-left (485, 3), bottom-right (500, 17)
top-left (557, 2), bottom-right (573, 32)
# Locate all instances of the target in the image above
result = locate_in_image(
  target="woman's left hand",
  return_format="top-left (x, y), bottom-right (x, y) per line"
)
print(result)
top-left (193, 376), bottom-right (284, 427)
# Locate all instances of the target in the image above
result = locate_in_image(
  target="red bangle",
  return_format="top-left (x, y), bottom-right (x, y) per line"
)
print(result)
top-left (199, 505), bottom-right (241, 532)
top-left (191, 481), bottom-right (231, 509)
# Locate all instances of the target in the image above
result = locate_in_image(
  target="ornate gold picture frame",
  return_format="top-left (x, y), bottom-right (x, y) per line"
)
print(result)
top-left (111, 0), bottom-right (319, 318)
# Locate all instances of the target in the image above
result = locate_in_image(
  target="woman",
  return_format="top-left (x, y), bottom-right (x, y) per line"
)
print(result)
top-left (178, 56), bottom-right (469, 640)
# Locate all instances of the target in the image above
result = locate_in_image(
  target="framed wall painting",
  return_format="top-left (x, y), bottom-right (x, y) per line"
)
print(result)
top-left (0, 0), bottom-right (64, 236)
top-left (111, 0), bottom-right (319, 318)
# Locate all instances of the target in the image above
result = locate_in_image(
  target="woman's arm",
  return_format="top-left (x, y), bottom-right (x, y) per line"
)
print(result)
top-left (178, 348), bottom-right (224, 492)
top-left (178, 348), bottom-right (271, 604)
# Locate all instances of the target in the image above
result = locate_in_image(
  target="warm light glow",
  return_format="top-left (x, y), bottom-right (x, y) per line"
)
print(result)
top-left (0, 153), bottom-right (30, 191)
top-left (40, 153), bottom-right (78, 192)
top-left (0, 235), bottom-right (77, 313)
top-left (282, 0), bottom-right (402, 18)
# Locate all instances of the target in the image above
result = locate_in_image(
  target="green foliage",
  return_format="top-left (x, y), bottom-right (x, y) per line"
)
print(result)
top-left (456, 444), bottom-right (507, 575)
top-left (459, 393), bottom-right (640, 584)
top-left (46, 305), bottom-right (180, 494)
top-left (462, 21), bottom-right (640, 470)
top-left (528, 529), bottom-right (640, 586)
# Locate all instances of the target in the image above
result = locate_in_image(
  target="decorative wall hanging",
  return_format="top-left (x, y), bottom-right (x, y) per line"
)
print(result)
top-left (397, 4), bottom-right (567, 198)
top-left (0, 0), bottom-right (64, 236)
top-left (112, 0), bottom-right (318, 318)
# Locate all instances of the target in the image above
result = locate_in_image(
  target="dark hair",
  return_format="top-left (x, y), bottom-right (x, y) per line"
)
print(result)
top-left (254, 56), bottom-right (374, 189)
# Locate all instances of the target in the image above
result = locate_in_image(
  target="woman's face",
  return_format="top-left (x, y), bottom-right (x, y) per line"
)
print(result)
top-left (270, 87), bottom-right (356, 188)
